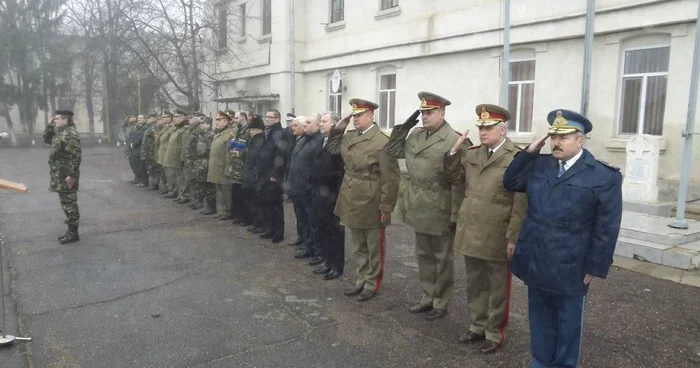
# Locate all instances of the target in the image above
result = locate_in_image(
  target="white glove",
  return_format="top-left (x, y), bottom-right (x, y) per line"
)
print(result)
top-left (0, 132), bottom-right (8, 139)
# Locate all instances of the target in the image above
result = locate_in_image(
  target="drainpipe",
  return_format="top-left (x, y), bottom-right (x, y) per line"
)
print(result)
top-left (290, 0), bottom-right (296, 115)
top-left (500, 0), bottom-right (510, 107)
top-left (581, 0), bottom-right (595, 116)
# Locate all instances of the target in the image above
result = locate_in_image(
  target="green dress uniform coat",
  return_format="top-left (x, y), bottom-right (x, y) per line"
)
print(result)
top-left (163, 125), bottom-right (185, 169)
top-left (326, 124), bottom-right (400, 229)
top-left (207, 126), bottom-right (235, 184)
top-left (156, 124), bottom-right (175, 165)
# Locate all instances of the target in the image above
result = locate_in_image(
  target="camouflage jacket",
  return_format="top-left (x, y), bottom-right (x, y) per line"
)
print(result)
top-left (44, 123), bottom-right (82, 193)
top-left (123, 123), bottom-right (135, 156)
top-left (181, 124), bottom-right (199, 171)
top-left (193, 129), bottom-right (214, 181)
top-left (226, 123), bottom-right (249, 184)
top-left (141, 122), bottom-right (158, 160)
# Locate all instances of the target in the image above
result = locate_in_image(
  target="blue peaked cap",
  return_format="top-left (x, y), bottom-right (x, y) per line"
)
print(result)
top-left (546, 109), bottom-right (592, 135)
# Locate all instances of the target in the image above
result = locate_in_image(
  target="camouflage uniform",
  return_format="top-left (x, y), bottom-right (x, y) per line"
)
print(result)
top-left (141, 121), bottom-right (159, 189)
top-left (193, 128), bottom-right (216, 210)
top-left (177, 123), bottom-right (198, 202)
top-left (43, 122), bottom-right (82, 228)
top-left (130, 121), bottom-right (149, 185)
top-left (226, 123), bottom-right (250, 221)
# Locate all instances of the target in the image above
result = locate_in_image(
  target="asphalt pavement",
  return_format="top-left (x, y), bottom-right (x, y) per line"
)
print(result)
top-left (0, 147), bottom-right (699, 368)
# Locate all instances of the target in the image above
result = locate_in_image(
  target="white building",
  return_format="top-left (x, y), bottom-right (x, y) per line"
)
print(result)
top-left (209, 0), bottom-right (700, 199)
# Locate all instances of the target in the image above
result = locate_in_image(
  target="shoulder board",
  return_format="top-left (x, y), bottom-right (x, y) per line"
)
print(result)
top-left (597, 159), bottom-right (620, 171)
top-left (468, 144), bottom-right (481, 150)
top-left (380, 130), bottom-right (390, 138)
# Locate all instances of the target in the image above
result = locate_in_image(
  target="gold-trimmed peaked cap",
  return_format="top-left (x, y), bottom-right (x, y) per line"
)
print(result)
top-left (216, 110), bottom-right (232, 120)
top-left (475, 104), bottom-right (511, 127)
top-left (546, 109), bottom-right (592, 135)
top-left (418, 91), bottom-right (451, 111)
top-left (349, 98), bottom-right (379, 116)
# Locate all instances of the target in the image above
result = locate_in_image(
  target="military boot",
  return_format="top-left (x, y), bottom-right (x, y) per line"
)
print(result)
top-left (191, 201), bottom-right (204, 210)
top-left (57, 226), bottom-right (71, 241)
top-left (59, 225), bottom-right (80, 244)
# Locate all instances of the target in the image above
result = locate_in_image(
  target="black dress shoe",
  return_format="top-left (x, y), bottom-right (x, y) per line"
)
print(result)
top-left (324, 269), bottom-right (342, 280)
top-left (457, 332), bottom-right (486, 344)
top-left (479, 340), bottom-right (502, 354)
top-left (293, 250), bottom-right (313, 259)
top-left (249, 227), bottom-right (265, 234)
top-left (308, 257), bottom-right (324, 266)
top-left (408, 304), bottom-right (433, 314)
top-left (231, 218), bottom-right (241, 225)
top-left (426, 309), bottom-right (447, 321)
top-left (313, 264), bottom-right (331, 275)
top-left (343, 285), bottom-right (364, 296)
top-left (288, 238), bottom-right (303, 246)
top-left (271, 236), bottom-right (284, 244)
top-left (357, 289), bottom-right (376, 302)
top-left (260, 233), bottom-right (274, 239)
top-left (201, 209), bottom-right (216, 215)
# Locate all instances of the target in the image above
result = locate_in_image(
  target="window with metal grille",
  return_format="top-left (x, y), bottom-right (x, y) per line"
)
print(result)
top-left (329, 79), bottom-right (343, 115)
top-left (619, 46), bottom-right (669, 136)
top-left (218, 6), bottom-right (227, 49)
top-left (239, 3), bottom-right (246, 37)
top-left (507, 59), bottom-right (535, 133)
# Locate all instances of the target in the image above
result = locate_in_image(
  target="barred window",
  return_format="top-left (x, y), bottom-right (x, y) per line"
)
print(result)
top-left (619, 46), bottom-right (669, 136)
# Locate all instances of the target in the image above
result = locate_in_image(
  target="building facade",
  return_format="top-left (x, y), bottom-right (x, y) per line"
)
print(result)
top-left (209, 0), bottom-right (700, 199)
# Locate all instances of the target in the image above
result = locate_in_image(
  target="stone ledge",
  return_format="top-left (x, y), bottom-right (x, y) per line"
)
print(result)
top-left (604, 137), bottom-right (667, 153)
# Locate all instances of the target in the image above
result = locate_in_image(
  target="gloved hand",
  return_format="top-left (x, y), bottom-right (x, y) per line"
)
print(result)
top-left (403, 110), bottom-right (420, 129)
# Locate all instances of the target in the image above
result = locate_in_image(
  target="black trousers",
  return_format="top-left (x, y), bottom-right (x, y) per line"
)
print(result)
top-left (230, 183), bottom-right (244, 220)
top-left (314, 195), bottom-right (344, 272)
top-left (261, 198), bottom-right (284, 238)
top-left (241, 187), bottom-right (257, 225)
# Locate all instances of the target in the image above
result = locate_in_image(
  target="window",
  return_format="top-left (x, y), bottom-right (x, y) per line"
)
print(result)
top-left (239, 3), bottom-right (246, 37)
top-left (380, 0), bottom-right (399, 10)
top-left (217, 6), bottom-right (227, 49)
top-left (262, 0), bottom-right (271, 36)
top-left (619, 46), bottom-right (669, 135)
top-left (507, 59), bottom-right (535, 133)
top-left (378, 73), bottom-right (396, 129)
top-left (330, 0), bottom-right (344, 23)
top-left (329, 79), bottom-right (342, 115)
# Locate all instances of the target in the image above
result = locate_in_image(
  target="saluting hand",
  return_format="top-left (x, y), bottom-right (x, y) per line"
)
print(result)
top-left (450, 130), bottom-right (471, 154)
top-left (334, 113), bottom-right (352, 132)
top-left (527, 133), bottom-right (550, 153)
top-left (403, 110), bottom-right (420, 129)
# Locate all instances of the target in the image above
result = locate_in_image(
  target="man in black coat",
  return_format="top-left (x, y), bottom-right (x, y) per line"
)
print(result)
top-left (256, 109), bottom-right (293, 243)
top-left (287, 115), bottom-right (324, 262)
top-left (242, 115), bottom-right (265, 229)
top-left (309, 112), bottom-right (346, 280)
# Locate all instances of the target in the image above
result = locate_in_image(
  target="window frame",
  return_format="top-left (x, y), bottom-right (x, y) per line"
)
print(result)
top-left (217, 5), bottom-right (228, 49)
top-left (378, 72), bottom-right (397, 129)
top-left (330, 0), bottom-right (344, 24)
top-left (239, 3), bottom-right (247, 37)
top-left (507, 58), bottom-right (536, 133)
top-left (380, 0), bottom-right (399, 10)
top-left (262, 0), bottom-right (271, 36)
top-left (328, 78), bottom-right (343, 115)
top-left (618, 44), bottom-right (670, 136)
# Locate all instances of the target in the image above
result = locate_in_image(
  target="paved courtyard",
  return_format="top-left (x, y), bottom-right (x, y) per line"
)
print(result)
top-left (0, 147), bottom-right (699, 367)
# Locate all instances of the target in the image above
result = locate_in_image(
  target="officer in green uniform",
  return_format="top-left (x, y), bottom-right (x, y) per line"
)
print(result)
top-left (385, 92), bottom-right (468, 320)
top-left (141, 113), bottom-right (160, 190)
top-left (163, 109), bottom-right (187, 199)
top-left (207, 111), bottom-right (236, 219)
top-left (156, 111), bottom-right (175, 194)
top-left (443, 104), bottom-right (528, 354)
top-left (43, 110), bottom-right (82, 244)
top-left (326, 98), bottom-right (400, 302)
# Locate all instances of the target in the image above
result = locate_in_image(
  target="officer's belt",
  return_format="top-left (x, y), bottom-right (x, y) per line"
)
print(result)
top-left (527, 211), bottom-right (591, 233)
top-left (345, 170), bottom-right (378, 181)
top-left (407, 177), bottom-right (450, 191)
top-left (464, 191), bottom-right (512, 205)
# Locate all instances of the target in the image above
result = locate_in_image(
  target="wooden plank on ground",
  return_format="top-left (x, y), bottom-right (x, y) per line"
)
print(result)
top-left (0, 179), bottom-right (28, 193)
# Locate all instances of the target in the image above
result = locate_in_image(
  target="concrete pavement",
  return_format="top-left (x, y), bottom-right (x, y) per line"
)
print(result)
top-left (0, 147), bottom-right (699, 368)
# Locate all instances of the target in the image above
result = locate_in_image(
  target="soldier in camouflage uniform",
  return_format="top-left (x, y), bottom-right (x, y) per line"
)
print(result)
top-left (130, 115), bottom-right (150, 186)
top-left (192, 117), bottom-right (216, 212)
top-left (176, 113), bottom-right (203, 204)
top-left (43, 110), bottom-right (82, 244)
top-left (141, 113), bottom-right (160, 190)
top-left (123, 115), bottom-right (140, 184)
top-left (227, 110), bottom-right (251, 225)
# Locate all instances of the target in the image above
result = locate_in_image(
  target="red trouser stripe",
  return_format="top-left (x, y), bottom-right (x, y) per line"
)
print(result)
top-left (375, 228), bottom-right (386, 292)
top-left (497, 264), bottom-right (513, 344)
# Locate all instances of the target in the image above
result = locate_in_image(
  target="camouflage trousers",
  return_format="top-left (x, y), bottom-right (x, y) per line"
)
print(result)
top-left (145, 159), bottom-right (160, 187)
top-left (58, 192), bottom-right (80, 226)
top-left (157, 164), bottom-right (168, 191)
top-left (192, 180), bottom-right (215, 204)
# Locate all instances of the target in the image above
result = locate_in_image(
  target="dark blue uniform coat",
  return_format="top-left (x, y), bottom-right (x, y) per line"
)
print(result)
top-left (503, 149), bottom-right (622, 296)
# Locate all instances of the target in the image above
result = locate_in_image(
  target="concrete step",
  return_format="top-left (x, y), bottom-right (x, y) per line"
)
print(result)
top-left (615, 237), bottom-right (700, 270)
top-left (619, 211), bottom-right (700, 245)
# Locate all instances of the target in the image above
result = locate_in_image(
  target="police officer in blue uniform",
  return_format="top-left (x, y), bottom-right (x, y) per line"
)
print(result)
top-left (502, 109), bottom-right (623, 368)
